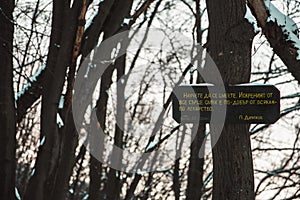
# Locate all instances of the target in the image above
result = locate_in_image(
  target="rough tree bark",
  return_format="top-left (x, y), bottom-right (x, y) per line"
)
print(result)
top-left (24, 1), bottom-right (86, 199)
top-left (206, 0), bottom-right (255, 199)
top-left (50, 1), bottom-right (89, 199)
top-left (0, 0), bottom-right (16, 199)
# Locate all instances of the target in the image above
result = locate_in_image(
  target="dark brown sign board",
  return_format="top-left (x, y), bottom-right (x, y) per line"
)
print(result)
top-left (172, 84), bottom-right (280, 124)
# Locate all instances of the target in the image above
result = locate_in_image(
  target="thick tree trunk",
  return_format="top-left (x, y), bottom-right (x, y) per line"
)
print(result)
top-left (206, 0), bottom-right (255, 199)
top-left (16, 0), bottom-right (66, 123)
top-left (24, 1), bottom-right (84, 199)
top-left (0, 0), bottom-right (16, 199)
top-left (51, 1), bottom-right (88, 199)
top-left (51, 110), bottom-right (78, 200)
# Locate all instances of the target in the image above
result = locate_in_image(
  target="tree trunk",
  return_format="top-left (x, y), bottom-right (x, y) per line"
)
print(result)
top-left (0, 0), bottom-right (16, 199)
top-left (206, 0), bottom-right (255, 199)
top-left (16, 0), bottom-right (65, 123)
top-left (51, 110), bottom-right (78, 200)
top-left (88, 1), bottom-right (133, 199)
top-left (88, 58), bottom-right (115, 200)
top-left (106, 54), bottom-right (126, 200)
top-left (24, 1), bottom-right (84, 199)
top-left (186, 124), bottom-right (205, 200)
top-left (51, 1), bottom-right (89, 199)
top-left (186, 1), bottom-right (206, 198)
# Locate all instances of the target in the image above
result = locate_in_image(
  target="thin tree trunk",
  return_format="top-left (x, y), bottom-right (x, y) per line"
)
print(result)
top-left (51, 110), bottom-right (78, 200)
top-left (186, 1), bottom-right (206, 198)
top-left (173, 159), bottom-right (180, 200)
top-left (88, 62), bottom-right (114, 200)
top-left (206, 0), bottom-right (255, 199)
top-left (186, 124), bottom-right (205, 200)
top-left (106, 54), bottom-right (126, 200)
top-left (173, 126), bottom-right (187, 200)
top-left (88, 1), bottom-right (133, 199)
top-left (104, 3), bottom-right (133, 198)
top-left (0, 0), bottom-right (16, 199)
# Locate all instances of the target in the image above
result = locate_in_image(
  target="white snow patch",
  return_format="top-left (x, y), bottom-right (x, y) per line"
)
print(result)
top-left (57, 113), bottom-right (64, 128)
top-left (136, 168), bottom-right (143, 175)
top-left (100, 60), bottom-right (114, 64)
top-left (101, 171), bottom-right (107, 180)
top-left (15, 82), bottom-right (31, 101)
top-left (203, 172), bottom-right (213, 186)
top-left (40, 136), bottom-right (46, 146)
top-left (83, 194), bottom-right (89, 200)
top-left (59, 95), bottom-right (65, 109)
top-left (17, 83), bottom-right (34, 100)
top-left (15, 187), bottom-right (21, 200)
top-left (84, 63), bottom-right (92, 78)
top-left (244, 5), bottom-right (261, 33)
top-left (30, 168), bottom-right (35, 177)
top-left (145, 141), bottom-right (157, 151)
top-left (70, 0), bottom-right (74, 8)
top-left (85, 10), bottom-right (99, 31)
top-left (54, 43), bottom-right (61, 48)
top-left (264, 0), bottom-right (298, 35)
top-left (29, 63), bottom-right (46, 82)
top-left (123, 18), bottom-right (132, 26)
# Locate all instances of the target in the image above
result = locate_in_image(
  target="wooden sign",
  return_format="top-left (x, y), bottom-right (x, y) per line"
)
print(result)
top-left (172, 84), bottom-right (280, 124)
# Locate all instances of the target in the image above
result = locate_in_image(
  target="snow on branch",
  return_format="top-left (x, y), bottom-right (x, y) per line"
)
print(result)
top-left (247, 0), bottom-right (300, 82)
top-left (56, 113), bottom-right (64, 128)
top-left (245, 5), bottom-right (261, 33)
top-left (263, 0), bottom-right (300, 57)
top-left (15, 63), bottom-right (46, 101)
top-left (16, 64), bottom-right (47, 123)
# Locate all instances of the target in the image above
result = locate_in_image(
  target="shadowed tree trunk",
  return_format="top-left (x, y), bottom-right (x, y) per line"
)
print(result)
top-left (186, 1), bottom-right (206, 199)
top-left (186, 124), bottom-right (205, 200)
top-left (0, 0), bottom-right (16, 199)
top-left (50, 1), bottom-right (89, 199)
top-left (206, 0), bottom-right (255, 199)
top-left (88, 1), bottom-right (133, 199)
top-left (105, 54), bottom-right (126, 200)
top-left (24, 1), bottom-right (87, 199)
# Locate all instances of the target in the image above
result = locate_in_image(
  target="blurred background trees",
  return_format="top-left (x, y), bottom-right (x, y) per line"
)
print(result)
top-left (0, 0), bottom-right (299, 199)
